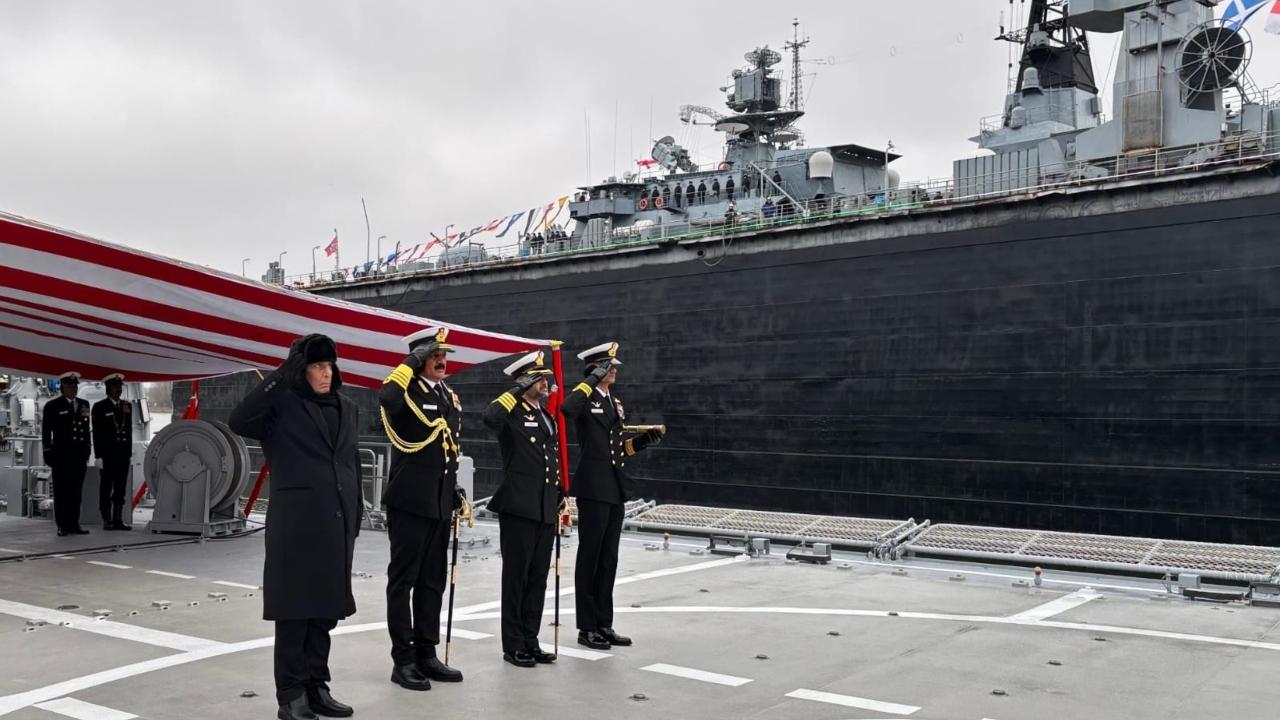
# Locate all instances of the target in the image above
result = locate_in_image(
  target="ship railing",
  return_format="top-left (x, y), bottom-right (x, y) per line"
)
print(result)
top-left (280, 128), bottom-right (1280, 289)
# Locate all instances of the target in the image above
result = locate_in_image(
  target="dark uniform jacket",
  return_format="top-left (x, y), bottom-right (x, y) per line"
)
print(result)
top-left (41, 396), bottom-right (92, 467)
top-left (562, 374), bottom-right (647, 505)
top-left (379, 364), bottom-right (462, 520)
top-left (229, 365), bottom-right (362, 622)
top-left (482, 389), bottom-right (561, 524)
top-left (92, 398), bottom-right (133, 460)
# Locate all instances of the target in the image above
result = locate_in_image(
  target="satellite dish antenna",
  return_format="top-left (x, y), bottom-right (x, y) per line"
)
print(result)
top-left (714, 120), bottom-right (750, 134)
top-left (1176, 20), bottom-right (1251, 95)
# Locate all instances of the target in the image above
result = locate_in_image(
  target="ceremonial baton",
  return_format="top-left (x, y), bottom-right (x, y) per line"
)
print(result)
top-left (443, 497), bottom-right (473, 666)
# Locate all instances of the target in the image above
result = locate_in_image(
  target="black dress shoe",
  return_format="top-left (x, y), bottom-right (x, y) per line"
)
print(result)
top-left (72, 528), bottom-right (90, 535)
top-left (306, 686), bottom-right (353, 718)
top-left (578, 631), bottom-right (611, 650)
top-left (391, 663), bottom-right (431, 691)
top-left (600, 627), bottom-right (632, 646)
top-left (418, 655), bottom-right (463, 682)
top-left (528, 647), bottom-right (557, 664)
top-left (503, 650), bottom-right (536, 667)
top-left (277, 695), bottom-right (319, 720)
top-left (110, 521), bottom-right (132, 531)
top-left (57, 529), bottom-right (69, 537)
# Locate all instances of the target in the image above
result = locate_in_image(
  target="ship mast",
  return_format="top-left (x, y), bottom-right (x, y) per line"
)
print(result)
top-left (784, 17), bottom-right (810, 112)
top-left (995, 0), bottom-right (1096, 94)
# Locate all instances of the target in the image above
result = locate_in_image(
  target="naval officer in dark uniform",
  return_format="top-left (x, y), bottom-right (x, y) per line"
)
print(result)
top-left (229, 334), bottom-right (362, 720)
top-left (41, 371), bottom-right (92, 536)
top-left (92, 373), bottom-right (133, 531)
top-left (482, 350), bottom-right (562, 668)
top-left (379, 327), bottom-right (466, 690)
top-left (561, 342), bottom-right (664, 649)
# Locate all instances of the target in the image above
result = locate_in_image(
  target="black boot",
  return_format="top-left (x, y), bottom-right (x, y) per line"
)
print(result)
top-left (390, 664), bottom-right (431, 691)
top-left (578, 630), bottom-right (611, 650)
top-left (600, 627), bottom-right (632, 646)
top-left (306, 686), bottom-right (353, 718)
top-left (102, 510), bottom-right (112, 531)
top-left (528, 647), bottom-right (557, 664)
top-left (418, 655), bottom-right (463, 682)
top-left (111, 506), bottom-right (132, 531)
top-left (277, 694), bottom-right (318, 720)
top-left (503, 649), bottom-right (537, 667)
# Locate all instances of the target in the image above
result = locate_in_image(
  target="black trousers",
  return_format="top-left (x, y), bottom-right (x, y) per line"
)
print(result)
top-left (98, 456), bottom-right (130, 520)
top-left (274, 618), bottom-right (337, 705)
top-left (498, 514), bottom-right (556, 653)
top-left (386, 509), bottom-right (449, 666)
top-left (574, 498), bottom-right (623, 632)
top-left (51, 458), bottom-right (87, 532)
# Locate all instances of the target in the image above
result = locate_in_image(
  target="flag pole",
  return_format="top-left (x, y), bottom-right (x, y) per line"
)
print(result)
top-left (549, 341), bottom-right (572, 658)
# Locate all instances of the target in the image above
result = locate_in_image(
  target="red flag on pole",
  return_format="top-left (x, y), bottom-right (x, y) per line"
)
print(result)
top-left (324, 232), bottom-right (339, 257)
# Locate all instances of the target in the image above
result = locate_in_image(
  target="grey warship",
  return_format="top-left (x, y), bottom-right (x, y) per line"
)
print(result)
top-left (193, 0), bottom-right (1280, 547)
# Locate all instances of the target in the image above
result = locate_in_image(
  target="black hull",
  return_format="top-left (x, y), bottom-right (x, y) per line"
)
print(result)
top-left (188, 169), bottom-right (1280, 546)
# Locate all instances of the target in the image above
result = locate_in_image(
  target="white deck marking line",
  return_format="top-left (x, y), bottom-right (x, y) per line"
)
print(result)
top-left (0, 636), bottom-right (274, 716)
top-left (33, 697), bottom-right (137, 720)
top-left (6, 601), bottom-right (1280, 717)
top-left (785, 688), bottom-right (920, 715)
top-left (641, 663), bottom-right (752, 687)
top-left (0, 548), bottom-right (22, 554)
top-left (440, 626), bottom-right (492, 640)
top-left (0, 598), bottom-right (225, 653)
top-left (85, 561), bottom-right (131, 570)
top-left (452, 554), bottom-right (747, 617)
top-left (50, 555), bottom-right (74, 560)
top-left (325, 621), bottom-right (491, 641)
top-left (1009, 588), bottom-right (1100, 621)
top-left (145, 570), bottom-right (196, 580)
top-left (211, 580), bottom-right (259, 590)
top-left (844, 558), bottom-right (1166, 594)
top-left (542, 643), bottom-right (611, 660)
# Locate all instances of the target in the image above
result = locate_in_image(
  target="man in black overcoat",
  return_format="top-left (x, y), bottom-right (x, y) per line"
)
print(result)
top-left (230, 334), bottom-right (362, 720)
top-left (379, 327), bottom-right (466, 690)
top-left (482, 350), bottom-right (561, 667)
top-left (91, 372), bottom-right (133, 531)
top-left (41, 371), bottom-right (92, 536)
top-left (561, 342), bottom-right (664, 650)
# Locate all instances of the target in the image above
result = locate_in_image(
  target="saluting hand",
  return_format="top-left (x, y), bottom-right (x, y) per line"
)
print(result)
top-left (403, 345), bottom-right (434, 374)
top-left (589, 363), bottom-right (612, 381)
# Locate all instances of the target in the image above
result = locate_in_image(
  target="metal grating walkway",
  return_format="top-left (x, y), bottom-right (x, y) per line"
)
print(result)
top-left (627, 504), bottom-right (917, 549)
top-left (904, 524), bottom-right (1280, 582)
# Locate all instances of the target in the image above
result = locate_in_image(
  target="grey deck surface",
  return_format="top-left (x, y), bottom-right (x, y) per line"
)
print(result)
top-left (1, 514), bottom-right (1278, 719)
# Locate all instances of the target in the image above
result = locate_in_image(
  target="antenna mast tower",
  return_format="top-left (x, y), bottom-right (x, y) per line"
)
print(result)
top-left (785, 18), bottom-right (810, 111)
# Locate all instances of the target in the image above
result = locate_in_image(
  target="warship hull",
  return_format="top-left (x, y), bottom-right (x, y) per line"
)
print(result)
top-left (189, 166), bottom-right (1280, 546)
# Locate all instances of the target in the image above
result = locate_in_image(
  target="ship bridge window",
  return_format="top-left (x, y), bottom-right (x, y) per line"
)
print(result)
top-left (673, 185), bottom-right (683, 208)
top-left (697, 182), bottom-right (707, 204)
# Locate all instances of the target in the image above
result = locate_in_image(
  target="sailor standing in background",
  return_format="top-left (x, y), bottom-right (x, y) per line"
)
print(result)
top-left (561, 342), bottom-right (664, 650)
top-left (92, 373), bottom-right (133, 531)
top-left (482, 350), bottom-right (561, 668)
top-left (41, 371), bottom-right (92, 536)
top-left (379, 327), bottom-right (466, 690)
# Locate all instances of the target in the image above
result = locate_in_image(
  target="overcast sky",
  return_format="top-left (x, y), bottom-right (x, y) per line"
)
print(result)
top-left (2, 1), bottom-right (1277, 279)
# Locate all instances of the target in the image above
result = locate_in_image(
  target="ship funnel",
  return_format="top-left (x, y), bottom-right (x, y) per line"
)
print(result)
top-left (1021, 67), bottom-right (1043, 95)
top-left (808, 150), bottom-right (834, 179)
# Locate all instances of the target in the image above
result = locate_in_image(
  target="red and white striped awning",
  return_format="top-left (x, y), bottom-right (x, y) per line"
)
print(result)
top-left (0, 212), bottom-right (550, 388)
